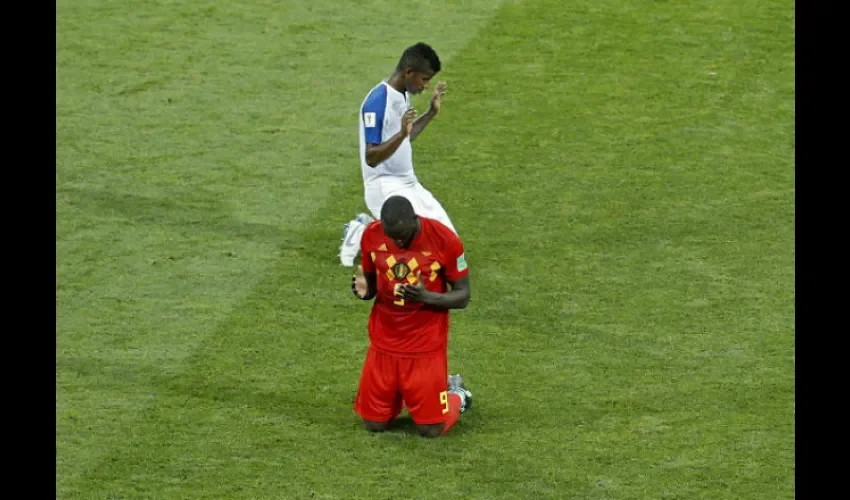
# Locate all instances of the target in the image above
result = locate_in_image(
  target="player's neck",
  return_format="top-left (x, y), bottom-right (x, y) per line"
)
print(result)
top-left (386, 72), bottom-right (407, 95)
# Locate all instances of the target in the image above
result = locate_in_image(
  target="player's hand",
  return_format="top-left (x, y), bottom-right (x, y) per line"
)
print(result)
top-left (429, 81), bottom-right (447, 115)
top-left (400, 271), bottom-right (431, 303)
top-left (352, 265), bottom-right (369, 299)
top-left (401, 109), bottom-right (416, 137)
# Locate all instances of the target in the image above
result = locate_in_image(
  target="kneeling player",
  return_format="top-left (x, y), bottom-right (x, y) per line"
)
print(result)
top-left (350, 195), bottom-right (472, 438)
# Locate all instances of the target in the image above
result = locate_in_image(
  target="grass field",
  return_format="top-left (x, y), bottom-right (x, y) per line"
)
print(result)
top-left (56, 0), bottom-right (795, 498)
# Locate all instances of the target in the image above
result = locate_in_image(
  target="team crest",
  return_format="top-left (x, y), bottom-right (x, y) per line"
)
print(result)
top-left (392, 261), bottom-right (411, 280)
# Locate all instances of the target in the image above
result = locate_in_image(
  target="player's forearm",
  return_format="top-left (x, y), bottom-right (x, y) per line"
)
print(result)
top-left (364, 275), bottom-right (378, 300)
top-left (421, 288), bottom-right (469, 309)
top-left (409, 108), bottom-right (436, 142)
top-left (365, 132), bottom-right (408, 167)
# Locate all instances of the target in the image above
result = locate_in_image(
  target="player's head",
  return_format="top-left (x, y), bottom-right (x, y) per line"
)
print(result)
top-left (396, 42), bottom-right (441, 95)
top-left (381, 196), bottom-right (420, 249)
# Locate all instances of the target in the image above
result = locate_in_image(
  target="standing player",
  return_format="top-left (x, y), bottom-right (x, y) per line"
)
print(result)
top-left (350, 195), bottom-right (473, 438)
top-left (339, 42), bottom-right (457, 267)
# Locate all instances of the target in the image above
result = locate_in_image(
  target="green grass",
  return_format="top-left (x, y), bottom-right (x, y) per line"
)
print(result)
top-left (57, 0), bottom-right (794, 498)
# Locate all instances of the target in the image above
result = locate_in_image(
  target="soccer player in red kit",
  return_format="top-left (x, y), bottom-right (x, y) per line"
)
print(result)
top-left (350, 195), bottom-right (473, 438)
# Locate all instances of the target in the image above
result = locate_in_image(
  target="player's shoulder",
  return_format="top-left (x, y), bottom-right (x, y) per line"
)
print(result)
top-left (421, 217), bottom-right (462, 245)
top-left (361, 82), bottom-right (389, 109)
top-left (364, 219), bottom-right (382, 233)
top-left (361, 220), bottom-right (385, 245)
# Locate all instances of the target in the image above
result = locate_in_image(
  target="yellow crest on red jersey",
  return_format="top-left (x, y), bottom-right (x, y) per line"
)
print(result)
top-left (392, 261), bottom-right (410, 280)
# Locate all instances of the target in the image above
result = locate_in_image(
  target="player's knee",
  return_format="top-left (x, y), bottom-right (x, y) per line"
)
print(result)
top-left (363, 420), bottom-right (389, 433)
top-left (417, 424), bottom-right (444, 439)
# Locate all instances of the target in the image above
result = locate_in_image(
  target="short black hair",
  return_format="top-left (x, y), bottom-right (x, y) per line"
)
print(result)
top-left (396, 42), bottom-right (441, 74)
top-left (381, 195), bottom-right (417, 228)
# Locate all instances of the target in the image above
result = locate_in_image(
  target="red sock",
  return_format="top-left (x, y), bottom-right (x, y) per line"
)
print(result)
top-left (440, 392), bottom-right (463, 436)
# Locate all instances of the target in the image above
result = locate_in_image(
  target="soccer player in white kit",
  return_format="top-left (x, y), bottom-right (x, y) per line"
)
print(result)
top-left (339, 42), bottom-right (457, 266)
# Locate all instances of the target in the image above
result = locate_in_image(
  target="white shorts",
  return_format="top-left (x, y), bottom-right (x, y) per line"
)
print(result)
top-left (364, 179), bottom-right (457, 234)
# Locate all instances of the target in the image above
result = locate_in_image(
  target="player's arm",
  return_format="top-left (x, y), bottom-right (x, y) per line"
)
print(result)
top-left (365, 109), bottom-right (416, 167)
top-left (408, 108), bottom-right (436, 142)
top-left (409, 81), bottom-right (446, 142)
top-left (352, 265), bottom-right (378, 300)
top-left (399, 273), bottom-right (469, 309)
top-left (353, 228), bottom-right (379, 300)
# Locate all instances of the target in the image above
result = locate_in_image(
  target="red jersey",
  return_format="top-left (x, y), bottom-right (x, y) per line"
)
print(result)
top-left (359, 217), bottom-right (469, 357)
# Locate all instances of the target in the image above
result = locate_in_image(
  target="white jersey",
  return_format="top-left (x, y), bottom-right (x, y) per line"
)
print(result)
top-left (358, 81), bottom-right (418, 187)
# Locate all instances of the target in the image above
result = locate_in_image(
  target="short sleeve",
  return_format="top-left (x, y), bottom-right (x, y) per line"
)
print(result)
top-left (442, 232), bottom-right (469, 282)
top-left (360, 225), bottom-right (377, 273)
top-left (361, 85), bottom-right (388, 146)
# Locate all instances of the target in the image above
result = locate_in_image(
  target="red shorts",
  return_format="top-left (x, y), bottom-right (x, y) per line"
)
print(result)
top-left (353, 346), bottom-right (450, 425)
